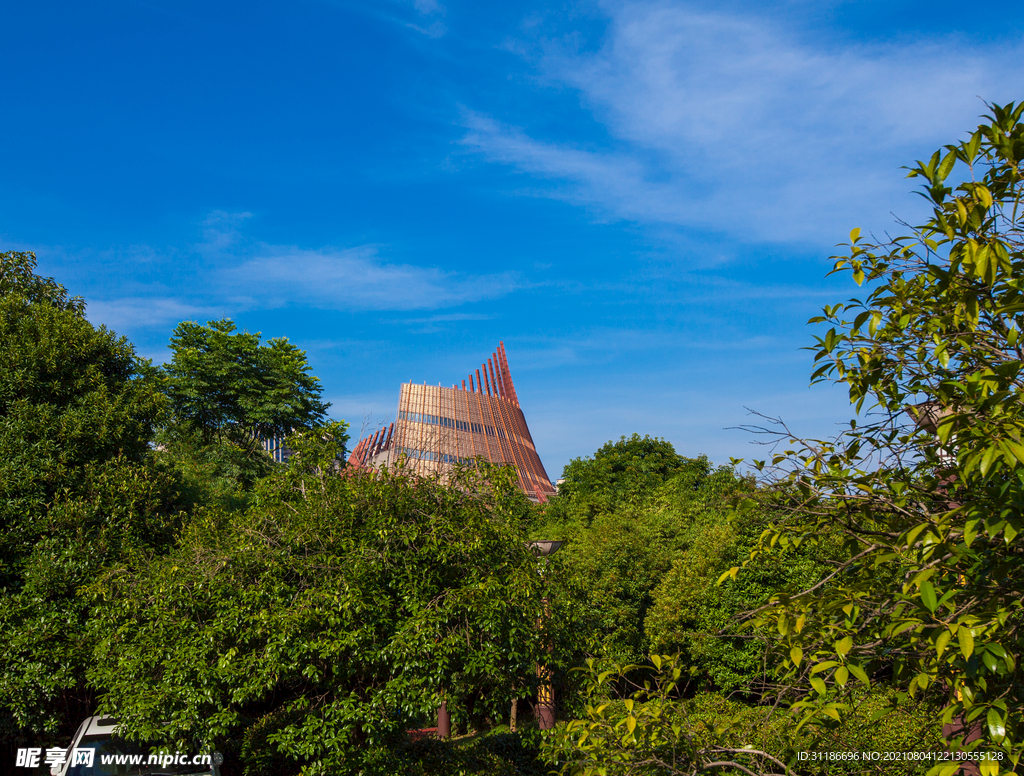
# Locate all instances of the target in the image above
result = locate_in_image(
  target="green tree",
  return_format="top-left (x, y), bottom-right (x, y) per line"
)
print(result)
top-left (541, 655), bottom-right (790, 776)
top-left (87, 433), bottom-right (571, 775)
top-left (157, 319), bottom-right (332, 509)
top-left (736, 103), bottom-right (1024, 773)
top-left (541, 450), bottom-right (817, 687)
top-left (644, 468), bottom-right (828, 694)
top-left (163, 318), bottom-right (329, 445)
top-left (547, 435), bottom-right (689, 529)
top-left (0, 249), bottom-right (84, 312)
top-left (543, 656), bottom-right (943, 776)
top-left (539, 453), bottom-right (716, 664)
top-left (0, 251), bottom-right (179, 743)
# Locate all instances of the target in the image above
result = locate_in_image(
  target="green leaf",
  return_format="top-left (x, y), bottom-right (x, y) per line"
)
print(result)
top-left (958, 627), bottom-right (975, 659)
top-left (976, 184), bottom-right (993, 208)
top-left (1004, 519), bottom-right (1019, 543)
top-left (936, 149), bottom-right (957, 182)
top-left (979, 444), bottom-right (999, 476)
top-left (986, 708), bottom-right (1005, 741)
top-left (933, 762), bottom-right (961, 776)
top-left (810, 677), bottom-right (827, 696)
top-left (920, 580), bottom-right (938, 613)
top-left (964, 519), bottom-right (981, 547)
top-left (868, 311), bottom-right (882, 336)
top-left (790, 646), bottom-right (803, 667)
top-left (716, 567), bottom-right (739, 585)
top-left (835, 636), bottom-right (852, 657)
top-left (1003, 440), bottom-right (1024, 464)
top-left (866, 705), bottom-right (893, 723)
top-left (847, 663), bottom-right (870, 687)
top-left (982, 651), bottom-right (998, 672)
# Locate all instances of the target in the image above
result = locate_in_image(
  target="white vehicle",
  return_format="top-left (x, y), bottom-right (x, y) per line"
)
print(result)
top-left (52, 716), bottom-right (221, 776)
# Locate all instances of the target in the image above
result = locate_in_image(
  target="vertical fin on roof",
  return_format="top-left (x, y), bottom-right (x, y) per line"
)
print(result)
top-left (498, 342), bottom-right (520, 406)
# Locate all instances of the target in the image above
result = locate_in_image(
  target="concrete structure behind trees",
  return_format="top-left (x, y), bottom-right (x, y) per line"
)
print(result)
top-left (348, 342), bottom-right (556, 502)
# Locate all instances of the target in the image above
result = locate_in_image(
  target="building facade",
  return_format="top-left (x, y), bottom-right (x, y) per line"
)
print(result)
top-left (348, 342), bottom-right (556, 502)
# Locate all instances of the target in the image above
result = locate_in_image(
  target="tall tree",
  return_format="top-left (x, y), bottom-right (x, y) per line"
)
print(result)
top-left (156, 319), bottom-right (332, 509)
top-left (546, 434), bottom-right (689, 528)
top-left (163, 318), bottom-right (330, 445)
top-left (88, 436), bottom-right (568, 775)
top-left (0, 251), bottom-right (178, 744)
top-left (737, 103), bottom-right (1024, 772)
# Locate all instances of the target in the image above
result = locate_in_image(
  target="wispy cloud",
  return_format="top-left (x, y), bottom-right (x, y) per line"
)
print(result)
top-left (80, 210), bottom-right (522, 336)
top-left (224, 245), bottom-right (518, 311)
top-left (406, 312), bottom-right (494, 323)
top-left (85, 297), bottom-right (222, 333)
top-left (378, 311), bottom-right (499, 334)
top-left (319, 0), bottom-right (446, 38)
top-left (463, 1), bottom-right (1022, 242)
top-left (510, 327), bottom-right (788, 371)
top-left (198, 210), bottom-right (254, 252)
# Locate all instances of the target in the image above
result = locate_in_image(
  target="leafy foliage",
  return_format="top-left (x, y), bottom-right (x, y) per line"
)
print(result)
top-left (156, 318), bottom-right (332, 511)
top-left (542, 452), bottom-right (823, 692)
top-left (87, 433), bottom-right (571, 775)
top-left (154, 426), bottom-right (279, 512)
top-left (0, 251), bottom-right (180, 741)
top-left (546, 435), bottom-right (691, 529)
top-left (544, 657), bottom-right (943, 776)
top-left (737, 102), bottom-right (1024, 773)
top-left (0, 249), bottom-right (84, 313)
top-left (542, 655), bottom-right (789, 776)
top-left (162, 318), bottom-right (330, 445)
top-left (641, 467), bottom-right (828, 694)
top-left (539, 451), bottom-right (720, 664)
top-left (391, 729), bottom-right (545, 776)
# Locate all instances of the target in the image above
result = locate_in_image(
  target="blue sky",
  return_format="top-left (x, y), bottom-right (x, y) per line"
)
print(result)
top-left (4, 0), bottom-right (1023, 478)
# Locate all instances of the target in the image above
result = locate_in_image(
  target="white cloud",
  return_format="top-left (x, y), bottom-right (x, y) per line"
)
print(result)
top-left (199, 210), bottom-right (253, 252)
top-left (398, 312), bottom-right (496, 323)
top-left (413, 0), bottom-right (442, 14)
top-left (320, 0), bottom-right (447, 37)
top-left (225, 245), bottom-right (519, 311)
top-left (86, 297), bottom-right (223, 334)
top-left (509, 326), bottom-right (789, 371)
top-left (77, 213), bottom-right (523, 337)
top-left (464, 1), bottom-right (1023, 242)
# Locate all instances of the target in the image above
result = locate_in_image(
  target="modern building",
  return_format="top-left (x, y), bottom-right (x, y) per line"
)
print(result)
top-left (348, 342), bottom-right (556, 502)
top-left (261, 434), bottom-right (292, 464)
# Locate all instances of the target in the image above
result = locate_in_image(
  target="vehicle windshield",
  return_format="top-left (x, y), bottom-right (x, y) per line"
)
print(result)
top-left (66, 734), bottom-right (214, 776)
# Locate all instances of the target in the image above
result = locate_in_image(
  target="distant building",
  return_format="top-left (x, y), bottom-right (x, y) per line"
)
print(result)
top-left (261, 434), bottom-right (292, 464)
top-left (348, 342), bottom-right (556, 502)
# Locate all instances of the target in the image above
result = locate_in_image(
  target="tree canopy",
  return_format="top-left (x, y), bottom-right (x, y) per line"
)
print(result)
top-left (88, 436), bottom-right (571, 774)
top-left (735, 102), bottom-right (1024, 772)
top-left (0, 249), bottom-right (84, 313)
top-left (0, 251), bottom-right (180, 741)
top-left (545, 434), bottom-right (690, 528)
top-left (162, 318), bottom-right (330, 445)
top-left (155, 319), bottom-right (333, 510)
